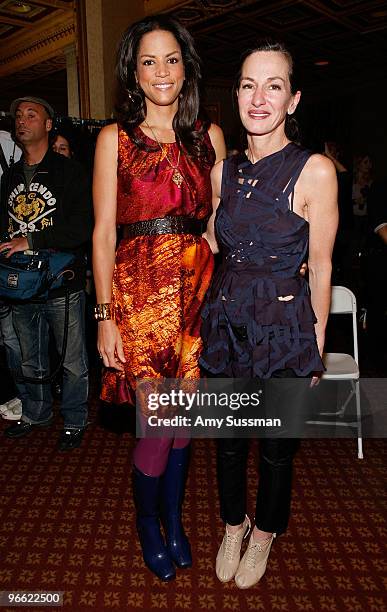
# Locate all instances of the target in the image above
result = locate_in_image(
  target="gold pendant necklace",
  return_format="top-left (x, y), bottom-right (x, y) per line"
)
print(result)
top-left (171, 168), bottom-right (184, 188)
top-left (143, 120), bottom-right (185, 188)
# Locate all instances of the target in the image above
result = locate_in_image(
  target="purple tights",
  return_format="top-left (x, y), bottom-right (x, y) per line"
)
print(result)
top-left (133, 437), bottom-right (190, 477)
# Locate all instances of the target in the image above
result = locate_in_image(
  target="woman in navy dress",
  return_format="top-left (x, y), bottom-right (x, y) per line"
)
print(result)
top-left (201, 42), bottom-right (338, 589)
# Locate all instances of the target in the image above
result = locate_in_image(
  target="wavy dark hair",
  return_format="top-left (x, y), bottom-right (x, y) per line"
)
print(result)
top-left (233, 40), bottom-right (301, 142)
top-left (115, 15), bottom-right (209, 157)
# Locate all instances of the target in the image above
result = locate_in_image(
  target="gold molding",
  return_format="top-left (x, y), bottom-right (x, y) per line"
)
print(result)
top-left (0, 10), bottom-right (74, 53)
top-left (0, 14), bottom-right (35, 27)
top-left (74, 0), bottom-right (90, 119)
top-left (0, 19), bottom-right (75, 78)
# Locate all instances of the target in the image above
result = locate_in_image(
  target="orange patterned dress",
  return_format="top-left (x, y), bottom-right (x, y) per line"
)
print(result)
top-left (101, 125), bottom-right (215, 404)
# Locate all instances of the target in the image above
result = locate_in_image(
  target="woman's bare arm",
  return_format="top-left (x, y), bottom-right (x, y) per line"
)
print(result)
top-left (202, 124), bottom-right (226, 254)
top-left (92, 123), bottom-right (125, 370)
top-left (208, 123), bottom-right (227, 164)
top-left (203, 160), bottom-right (224, 254)
top-left (302, 154), bottom-right (338, 357)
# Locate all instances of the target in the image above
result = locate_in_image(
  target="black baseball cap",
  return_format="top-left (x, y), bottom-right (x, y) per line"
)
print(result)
top-left (10, 96), bottom-right (55, 119)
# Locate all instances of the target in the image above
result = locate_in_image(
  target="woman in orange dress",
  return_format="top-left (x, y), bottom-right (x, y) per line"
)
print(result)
top-left (92, 15), bottom-right (225, 581)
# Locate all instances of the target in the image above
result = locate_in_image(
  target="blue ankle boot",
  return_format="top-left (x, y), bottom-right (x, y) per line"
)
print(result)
top-left (133, 467), bottom-right (176, 581)
top-left (161, 446), bottom-right (192, 568)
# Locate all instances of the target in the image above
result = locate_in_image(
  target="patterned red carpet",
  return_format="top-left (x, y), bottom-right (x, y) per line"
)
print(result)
top-left (0, 397), bottom-right (386, 611)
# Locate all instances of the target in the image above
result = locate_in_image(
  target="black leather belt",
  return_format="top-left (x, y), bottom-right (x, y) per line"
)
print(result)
top-left (121, 216), bottom-right (206, 238)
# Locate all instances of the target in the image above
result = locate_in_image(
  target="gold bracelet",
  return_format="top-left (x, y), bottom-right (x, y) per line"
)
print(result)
top-left (94, 303), bottom-right (112, 321)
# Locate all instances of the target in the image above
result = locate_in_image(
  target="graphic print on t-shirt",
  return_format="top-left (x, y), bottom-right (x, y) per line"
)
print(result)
top-left (7, 180), bottom-right (57, 237)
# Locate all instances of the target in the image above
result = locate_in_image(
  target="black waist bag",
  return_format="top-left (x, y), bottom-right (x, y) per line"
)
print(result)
top-left (0, 250), bottom-right (75, 301)
top-left (0, 250), bottom-right (77, 384)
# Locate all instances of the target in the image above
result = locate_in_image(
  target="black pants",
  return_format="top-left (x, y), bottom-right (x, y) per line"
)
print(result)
top-left (217, 436), bottom-right (300, 535)
top-left (216, 368), bottom-right (304, 536)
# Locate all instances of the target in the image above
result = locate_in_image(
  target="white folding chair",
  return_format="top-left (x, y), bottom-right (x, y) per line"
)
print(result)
top-left (307, 286), bottom-right (363, 459)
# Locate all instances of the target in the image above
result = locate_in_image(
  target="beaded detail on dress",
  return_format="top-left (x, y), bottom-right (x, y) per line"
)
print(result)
top-left (200, 143), bottom-right (324, 379)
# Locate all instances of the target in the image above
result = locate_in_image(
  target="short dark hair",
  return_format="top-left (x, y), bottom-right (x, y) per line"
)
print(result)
top-left (115, 14), bottom-right (209, 157)
top-left (234, 40), bottom-right (300, 141)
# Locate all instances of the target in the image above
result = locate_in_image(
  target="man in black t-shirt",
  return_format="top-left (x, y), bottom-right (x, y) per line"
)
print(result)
top-left (0, 96), bottom-right (92, 450)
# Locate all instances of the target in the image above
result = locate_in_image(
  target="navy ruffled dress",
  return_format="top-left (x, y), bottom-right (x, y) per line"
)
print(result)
top-left (200, 142), bottom-right (324, 379)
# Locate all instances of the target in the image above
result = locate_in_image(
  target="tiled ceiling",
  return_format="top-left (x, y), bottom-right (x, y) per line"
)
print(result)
top-left (0, 0), bottom-right (73, 112)
top-left (163, 0), bottom-right (387, 97)
top-left (0, 0), bottom-right (386, 101)
top-left (0, 0), bottom-right (72, 41)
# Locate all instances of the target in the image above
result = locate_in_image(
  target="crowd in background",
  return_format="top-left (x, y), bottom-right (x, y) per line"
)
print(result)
top-left (1, 110), bottom-right (386, 413)
top-left (0, 13), bottom-right (386, 590)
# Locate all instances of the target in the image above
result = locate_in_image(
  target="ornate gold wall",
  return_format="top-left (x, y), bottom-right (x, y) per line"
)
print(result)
top-left (0, 0), bottom-right (184, 118)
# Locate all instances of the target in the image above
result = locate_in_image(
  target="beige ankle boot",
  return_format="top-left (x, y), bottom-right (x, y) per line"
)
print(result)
top-left (215, 516), bottom-right (251, 583)
top-left (234, 532), bottom-right (275, 589)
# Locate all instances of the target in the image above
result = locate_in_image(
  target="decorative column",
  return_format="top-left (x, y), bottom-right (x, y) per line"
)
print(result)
top-left (64, 44), bottom-right (80, 118)
top-left (75, 0), bottom-right (145, 119)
